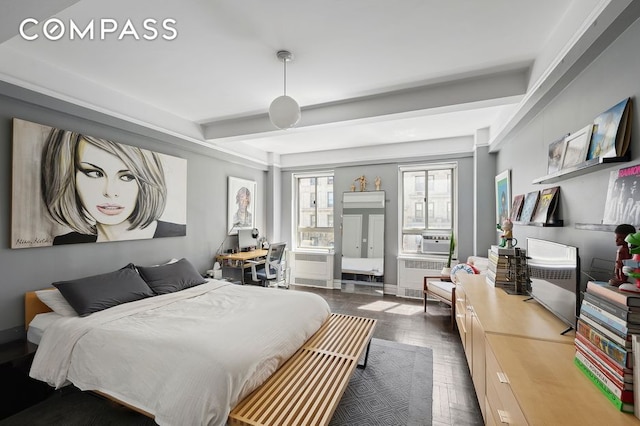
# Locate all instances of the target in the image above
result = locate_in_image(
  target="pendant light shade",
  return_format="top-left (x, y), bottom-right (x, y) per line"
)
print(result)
top-left (269, 95), bottom-right (300, 129)
top-left (269, 50), bottom-right (301, 129)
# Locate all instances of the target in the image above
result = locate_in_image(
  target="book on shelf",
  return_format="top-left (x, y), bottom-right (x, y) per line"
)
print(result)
top-left (510, 194), bottom-right (525, 221)
top-left (586, 281), bottom-right (640, 308)
top-left (574, 355), bottom-right (634, 413)
top-left (579, 314), bottom-right (631, 349)
top-left (575, 333), bottom-right (632, 385)
top-left (633, 335), bottom-right (640, 419)
top-left (575, 347), bottom-right (634, 402)
top-left (582, 291), bottom-right (640, 324)
top-left (576, 318), bottom-right (631, 370)
top-left (530, 186), bottom-right (560, 224)
top-left (580, 300), bottom-right (640, 336)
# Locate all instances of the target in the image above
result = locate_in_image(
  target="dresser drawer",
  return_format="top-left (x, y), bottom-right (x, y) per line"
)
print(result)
top-left (485, 345), bottom-right (528, 425)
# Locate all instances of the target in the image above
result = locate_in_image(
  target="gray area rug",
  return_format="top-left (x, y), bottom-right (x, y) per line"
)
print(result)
top-left (1, 338), bottom-right (433, 426)
top-left (331, 338), bottom-right (433, 426)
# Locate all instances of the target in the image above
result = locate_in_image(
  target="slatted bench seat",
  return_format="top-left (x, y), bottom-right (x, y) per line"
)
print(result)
top-left (228, 313), bottom-right (377, 426)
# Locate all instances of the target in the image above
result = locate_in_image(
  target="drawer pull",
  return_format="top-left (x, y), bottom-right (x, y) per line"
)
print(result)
top-left (497, 409), bottom-right (511, 424)
top-left (496, 371), bottom-right (509, 383)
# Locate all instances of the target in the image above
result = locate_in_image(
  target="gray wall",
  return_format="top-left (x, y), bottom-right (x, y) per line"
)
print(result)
top-left (281, 155), bottom-right (476, 289)
top-left (496, 15), bottom-right (640, 293)
top-left (0, 89), bottom-right (266, 342)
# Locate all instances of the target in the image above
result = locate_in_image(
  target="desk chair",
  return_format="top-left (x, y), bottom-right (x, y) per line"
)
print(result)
top-left (248, 242), bottom-right (287, 287)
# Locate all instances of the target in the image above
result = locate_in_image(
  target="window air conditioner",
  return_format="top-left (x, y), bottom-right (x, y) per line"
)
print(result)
top-left (421, 232), bottom-right (450, 255)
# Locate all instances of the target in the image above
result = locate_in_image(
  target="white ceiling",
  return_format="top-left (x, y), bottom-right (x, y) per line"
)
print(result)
top-left (0, 0), bottom-right (634, 167)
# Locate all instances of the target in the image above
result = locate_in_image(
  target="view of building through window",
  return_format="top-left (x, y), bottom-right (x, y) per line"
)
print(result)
top-left (401, 166), bottom-right (454, 253)
top-left (296, 174), bottom-right (334, 249)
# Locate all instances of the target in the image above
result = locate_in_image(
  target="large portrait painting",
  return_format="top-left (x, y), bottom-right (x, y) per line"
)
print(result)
top-left (11, 118), bottom-right (187, 248)
top-left (227, 176), bottom-right (256, 235)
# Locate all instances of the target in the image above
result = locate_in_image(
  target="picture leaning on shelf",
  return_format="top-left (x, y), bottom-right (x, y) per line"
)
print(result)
top-left (531, 186), bottom-right (560, 225)
top-left (602, 164), bottom-right (640, 227)
top-left (587, 97), bottom-right (633, 161)
top-left (534, 97), bottom-right (632, 186)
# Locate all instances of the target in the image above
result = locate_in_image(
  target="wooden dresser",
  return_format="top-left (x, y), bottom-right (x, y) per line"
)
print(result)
top-left (456, 274), bottom-right (640, 425)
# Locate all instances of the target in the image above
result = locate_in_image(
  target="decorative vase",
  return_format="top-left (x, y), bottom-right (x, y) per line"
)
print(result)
top-left (441, 267), bottom-right (452, 281)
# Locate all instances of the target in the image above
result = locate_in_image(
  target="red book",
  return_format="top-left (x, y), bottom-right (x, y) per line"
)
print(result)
top-left (575, 333), bottom-right (631, 384)
top-left (575, 345), bottom-right (633, 403)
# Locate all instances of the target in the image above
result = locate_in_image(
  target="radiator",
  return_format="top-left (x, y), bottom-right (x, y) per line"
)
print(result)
top-left (397, 256), bottom-right (457, 299)
top-left (290, 252), bottom-right (334, 288)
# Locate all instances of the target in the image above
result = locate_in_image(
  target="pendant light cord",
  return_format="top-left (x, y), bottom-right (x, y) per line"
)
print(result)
top-left (283, 59), bottom-right (287, 96)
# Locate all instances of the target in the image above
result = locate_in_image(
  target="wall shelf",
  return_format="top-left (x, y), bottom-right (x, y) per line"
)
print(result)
top-left (513, 220), bottom-right (563, 227)
top-left (532, 153), bottom-right (630, 185)
top-left (574, 223), bottom-right (617, 232)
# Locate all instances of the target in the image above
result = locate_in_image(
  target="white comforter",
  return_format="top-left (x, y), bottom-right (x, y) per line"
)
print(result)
top-left (30, 280), bottom-right (331, 426)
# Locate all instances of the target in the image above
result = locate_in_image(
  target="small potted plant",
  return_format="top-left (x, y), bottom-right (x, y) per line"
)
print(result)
top-left (441, 230), bottom-right (456, 280)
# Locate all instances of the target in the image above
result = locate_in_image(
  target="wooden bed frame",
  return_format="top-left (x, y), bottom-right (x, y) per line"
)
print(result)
top-left (25, 291), bottom-right (376, 425)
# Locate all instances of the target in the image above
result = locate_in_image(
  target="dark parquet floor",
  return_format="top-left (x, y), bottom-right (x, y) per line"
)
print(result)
top-left (293, 284), bottom-right (483, 426)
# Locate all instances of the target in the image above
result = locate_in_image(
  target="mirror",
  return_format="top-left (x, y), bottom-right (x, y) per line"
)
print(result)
top-left (341, 191), bottom-right (385, 292)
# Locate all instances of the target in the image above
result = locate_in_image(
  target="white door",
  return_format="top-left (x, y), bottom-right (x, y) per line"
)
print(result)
top-left (342, 214), bottom-right (362, 258)
top-left (367, 214), bottom-right (384, 258)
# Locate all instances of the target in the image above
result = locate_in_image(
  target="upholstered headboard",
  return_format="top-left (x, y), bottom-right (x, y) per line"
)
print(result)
top-left (24, 291), bottom-right (53, 329)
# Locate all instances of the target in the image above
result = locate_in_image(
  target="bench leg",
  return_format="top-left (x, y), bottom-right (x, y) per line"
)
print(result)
top-left (357, 338), bottom-right (372, 369)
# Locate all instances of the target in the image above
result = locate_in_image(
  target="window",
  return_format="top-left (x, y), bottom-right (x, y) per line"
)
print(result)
top-left (415, 203), bottom-right (423, 219)
top-left (294, 172), bottom-right (334, 249)
top-left (400, 163), bottom-right (456, 254)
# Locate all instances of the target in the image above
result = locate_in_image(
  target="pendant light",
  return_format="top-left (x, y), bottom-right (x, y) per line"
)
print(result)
top-left (269, 50), bottom-right (301, 129)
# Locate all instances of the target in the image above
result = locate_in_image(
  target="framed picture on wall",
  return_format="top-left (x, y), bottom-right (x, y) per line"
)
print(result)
top-left (495, 170), bottom-right (511, 226)
top-left (227, 176), bottom-right (256, 234)
top-left (11, 118), bottom-right (187, 248)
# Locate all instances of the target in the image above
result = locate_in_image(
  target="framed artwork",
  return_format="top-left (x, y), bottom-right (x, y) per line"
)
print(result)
top-left (510, 194), bottom-right (525, 222)
top-left (587, 98), bottom-right (631, 160)
top-left (547, 134), bottom-right (568, 175)
top-left (520, 191), bottom-right (540, 223)
top-left (11, 118), bottom-right (187, 248)
top-left (602, 163), bottom-right (640, 226)
top-left (561, 124), bottom-right (593, 169)
top-left (227, 176), bottom-right (256, 234)
top-left (495, 170), bottom-right (511, 225)
top-left (531, 186), bottom-right (560, 224)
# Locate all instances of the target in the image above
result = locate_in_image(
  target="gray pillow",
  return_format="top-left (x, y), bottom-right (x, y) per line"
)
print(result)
top-left (53, 263), bottom-right (154, 316)
top-left (137, 258), bottom-right (206, 295)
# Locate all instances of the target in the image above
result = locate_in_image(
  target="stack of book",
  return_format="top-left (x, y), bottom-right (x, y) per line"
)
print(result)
top-left (486, 246), bottom-right (524, 289)
top-left (486, 245), bottom-right (512, 287)
top-left (574, 281), bottom-right (640, 413)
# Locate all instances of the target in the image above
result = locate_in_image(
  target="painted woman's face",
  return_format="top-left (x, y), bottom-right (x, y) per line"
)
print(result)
top-left (237, 190), bottom-right (250, 210)
top-left (75, 138), bottom-right (139, 225)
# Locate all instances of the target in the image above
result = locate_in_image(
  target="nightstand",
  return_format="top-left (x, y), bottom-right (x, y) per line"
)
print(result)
top-left (0, 339), bottom-right (53, 420)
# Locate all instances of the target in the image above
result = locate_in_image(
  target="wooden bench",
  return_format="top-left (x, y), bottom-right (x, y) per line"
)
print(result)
top-left (228, 313), bottom-right (377, 426)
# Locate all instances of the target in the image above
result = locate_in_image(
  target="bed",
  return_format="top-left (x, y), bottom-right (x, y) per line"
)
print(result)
top-left (341, 257), bottom-right (384, 280)
top-left (26, 279), bottom-right (331, 426)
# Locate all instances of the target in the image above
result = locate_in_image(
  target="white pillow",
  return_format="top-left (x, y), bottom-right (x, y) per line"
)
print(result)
top-left (35, 288), bottom-right (78, 316)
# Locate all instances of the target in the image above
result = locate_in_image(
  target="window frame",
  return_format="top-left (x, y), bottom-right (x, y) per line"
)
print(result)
top-left (398, 162), bottom-right (458, 256)
top-left (292, 171), bottom-right (335, 251)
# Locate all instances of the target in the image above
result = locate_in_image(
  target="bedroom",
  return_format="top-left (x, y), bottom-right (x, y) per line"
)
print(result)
top-left (1, 1), bottom-right (640, 425)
